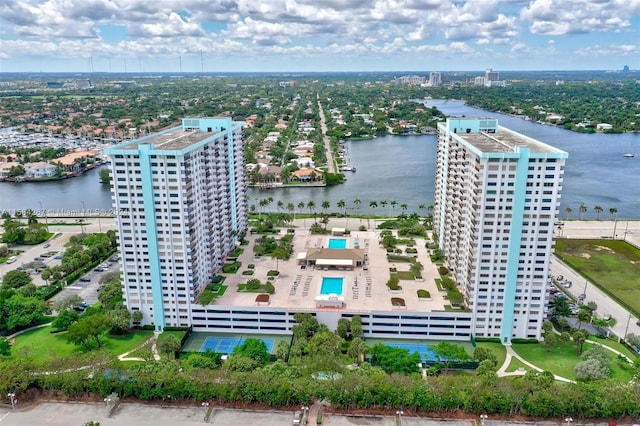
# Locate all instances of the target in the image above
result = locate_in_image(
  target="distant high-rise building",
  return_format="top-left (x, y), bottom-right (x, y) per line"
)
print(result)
top-left (434, 117), bottom-right (568, 343)
top-left (105, 117), bottom-right (247, 331)
top-left (623, 65), bottom-right (630, 73)
top-left (485, 68), bottom-right (500, 82)
top-left (429, 72), bottom-right (442, 87)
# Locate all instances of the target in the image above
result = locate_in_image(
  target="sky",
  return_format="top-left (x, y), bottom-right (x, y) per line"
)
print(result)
top-left (0, 0), bottom-right (639, 73)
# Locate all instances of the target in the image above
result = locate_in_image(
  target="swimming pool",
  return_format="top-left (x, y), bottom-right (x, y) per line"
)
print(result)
top-left (320, 277), bottom-right (344, 295)
top-left (328, 238), bottom-right (347, 249)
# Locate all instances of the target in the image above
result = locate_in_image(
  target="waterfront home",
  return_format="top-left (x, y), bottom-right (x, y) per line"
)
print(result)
top-left (0, 161), bottom-right (21, 178)
top-left (24, 161), bottom-right (57, 178)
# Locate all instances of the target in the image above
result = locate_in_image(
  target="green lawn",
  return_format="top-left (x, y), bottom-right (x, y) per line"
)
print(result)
top-left (505, 357), bottom-right (529, 373)
top-left (512, 341), bottom-right (634, 381)
top-left (11, 325), bottom-right (153, 364)
top-left (554, 239), bottom-right (640, 316)
top-left (476, 342), bottom-right (507, 368)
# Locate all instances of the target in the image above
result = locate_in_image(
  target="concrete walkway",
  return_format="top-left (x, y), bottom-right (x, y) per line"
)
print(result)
top-left (495, 346), bottom-right (576, 383)
top-left (117, 334), bottom-right (160, 362)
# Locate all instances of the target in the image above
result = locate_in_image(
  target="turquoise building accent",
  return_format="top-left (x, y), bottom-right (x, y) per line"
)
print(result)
top-left (500, 146), bottom-right (530, 344)
top-left (138, 144), bottom-right (165, 331)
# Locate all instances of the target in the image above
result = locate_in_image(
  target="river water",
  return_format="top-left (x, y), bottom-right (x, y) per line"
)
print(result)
top-left (1, 100), bottom-right (638, 218)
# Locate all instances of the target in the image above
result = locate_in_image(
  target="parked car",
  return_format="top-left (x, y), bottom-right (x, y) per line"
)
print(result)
top-left (43, 243), bottom-right (50, 248)
top-left (79, 278), bottom-right (91, 283)
top-left (41, 253), bottom-right (52, 258)
top-left (54, 254), bottom-right (63, 260)
top-left (94, 267), bottom-right (104, 272)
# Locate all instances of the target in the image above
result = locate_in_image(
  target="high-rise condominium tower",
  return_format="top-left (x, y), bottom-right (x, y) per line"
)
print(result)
top-left (434, 118), bottom-right (567, 343)
top-left (105, 118), bottom-right (247, 331)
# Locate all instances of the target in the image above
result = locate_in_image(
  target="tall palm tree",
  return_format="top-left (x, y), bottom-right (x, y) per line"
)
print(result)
top-left (287, 202), bottom-right (295, 222)
top-left (322, 200), bottom-right (330, 216)
top-left (418, 203), bottom-right (426, 218)
top-left (369, 200), bottom-right (378, 212)
top-left (277, 200), bottom-right (284, 213)
top-left (25, 209), bottom-right (38, 225)
top-left (307, 201), bottom-right (316, 223)
top-left (593, 205), bottom-right (603, 220)
top-left (609, 207), bottom-right (618, 219)
top-left (579, 203), bottom-right (587, 220)
top-left (380, 200), bottom-right (388, 216)
top-left (565, 206), bottom-right (572, 220)
top-left (298, 201), bottom-right (306, 227)
top-left (337, 199), bottom-right (346, 217)
top-left (353, 198), bottom-right (362, 223)
top-left (390, 200), bottom-right (397, 215)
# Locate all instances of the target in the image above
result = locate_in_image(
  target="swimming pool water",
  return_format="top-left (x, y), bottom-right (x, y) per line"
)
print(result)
top-left (320, 277), bottom-right (344, 295)
top-left (328, 238), bottom-right (347, 249)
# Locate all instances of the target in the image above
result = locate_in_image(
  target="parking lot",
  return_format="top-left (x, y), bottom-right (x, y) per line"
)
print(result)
top-left (51, 255), bottom-right (120, 306)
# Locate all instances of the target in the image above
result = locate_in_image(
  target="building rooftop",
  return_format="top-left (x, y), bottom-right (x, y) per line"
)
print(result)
top-left (123, 128), bottom-right (212, 151)
top-left (461, 127), bottom-right (560, 154)
top-left (208, 230), bottom-right (451, 313)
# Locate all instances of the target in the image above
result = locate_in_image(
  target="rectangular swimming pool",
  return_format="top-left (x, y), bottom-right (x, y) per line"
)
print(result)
top-left (328, 238), bottom-right (347, 249)
top-left (320, 277), bottom-right (344, 295)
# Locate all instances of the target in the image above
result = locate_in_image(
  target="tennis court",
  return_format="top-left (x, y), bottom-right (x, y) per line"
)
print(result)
top-left (200, 336), bottom-right (275, 354)
top-left (181, 332), bottom-right (290, 354)
top-left (367, 338), bottom-right (473, 362)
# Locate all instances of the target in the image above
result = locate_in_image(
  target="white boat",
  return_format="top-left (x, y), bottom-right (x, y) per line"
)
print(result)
top-left (623, 153), bottom-right (635, 158)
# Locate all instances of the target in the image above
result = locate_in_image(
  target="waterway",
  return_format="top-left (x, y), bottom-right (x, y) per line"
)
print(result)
top-left (0, 100), bottom-right (638, 218)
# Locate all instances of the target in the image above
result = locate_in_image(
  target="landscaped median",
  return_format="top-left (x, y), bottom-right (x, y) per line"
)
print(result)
top-left (554, 239), bottom-right (640, 318)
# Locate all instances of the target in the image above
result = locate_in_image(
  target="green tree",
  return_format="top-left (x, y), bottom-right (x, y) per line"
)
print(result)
top-left (0, 338), bottom-right (11, 357)
top-left (98, 281), bottom-right (123, 309)
top-left (107, 306), bottom-right (131, 335)
top-left (351, 315), bottom-right (363, 339)
top-left (337, 199), bottom-right (346, 216)
top-left (132, 310), bottom-right (144, 328)
top-left (224, 354), bottom-right (260, 372)
top-left (544, 333), bottom-right (558, 354)
top-left (347, 337), bottom-right (368, 363)
top-left (576, 309), bottom-right (592, 329)
top-left (53, 294), bottom-right (83, 312)
top-left (275, 340), bottom-right (290, 361)
top-left (579, 203), bottom-right (588, 219)
top-left (572, 328), bottom-right (590, 355)
top-left (270, 246), bottom-right (288, 273)
top-left (336, 318), bottom-right (350, 339)
top-left (2, 270), bottom-right (32, 289)
top-left (472, 346), bottom-right (498, 368)
top-left (159, 334), bottom-right (182, 360)
top-left (67, 314), bottom-right (110, 349)
top-left (432, 341), bottom-right (472, 372)
top-left (233, 338), bottom-right (270, 365)
top-left (52, 309), bottom-right (79, 331)
top-left (306, 331), bottom-right (342, 358)
top-left (369, 344), bottom-right (420, 374)
top-left (99, 167), bottom-right (111, 184)
top-left (3, 295), bottom-right (47, 331)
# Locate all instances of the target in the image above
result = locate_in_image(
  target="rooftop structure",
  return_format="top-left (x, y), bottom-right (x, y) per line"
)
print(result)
top-left (434, 117), bottom-right (568, 343)
top-left (104, 117), bottom-right (247, 331)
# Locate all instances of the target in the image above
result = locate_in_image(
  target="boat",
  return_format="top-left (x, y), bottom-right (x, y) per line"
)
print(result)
top-left (623, 153), bottom-right (635, 158)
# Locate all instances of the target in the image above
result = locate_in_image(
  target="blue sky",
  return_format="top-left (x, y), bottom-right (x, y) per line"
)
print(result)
top-left (0, 0), bottom-right (638, 73)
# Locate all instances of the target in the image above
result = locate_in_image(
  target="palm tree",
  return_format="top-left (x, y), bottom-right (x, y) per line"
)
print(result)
top-left (25, 209), bottom-right (38, 225)
top-left (380, 200), bottom-right (388, 216)
top-left (337, 199), bottom-right (346, 217)
top-left (609, 207), bottom-right (618, 219)
top-left (297, 201), bottom-right (306, 227)
top-left (321, 200), bottom-right (330, 216)
top-left (270, 247), bottom-right (288, 273)
top-left (418, 203), bottom-right (426, 218)
top-left (353, 198), bottom-right (362, 224)
top-left (400, 203), bottom-right (408, 214)
top-left (287, 202), bottom-right (295, 222)
top-left (369, 200), bottom-right (378, 212)
top-left (390, 200), bottom-right (397, 215)
top-left (565, 206), bottom-right (572, 219)
top-left (579, 203), bottom-right (587, 220)
top-left (593, 205), bottom-right (603, 220)
top-left (277, 200), bottom-right (284, 213)
top-left (307, 201), bottom-right (316, 223)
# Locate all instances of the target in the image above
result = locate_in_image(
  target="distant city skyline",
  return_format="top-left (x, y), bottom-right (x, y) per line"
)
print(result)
top-left (0, 0), bottom-right (638, 73)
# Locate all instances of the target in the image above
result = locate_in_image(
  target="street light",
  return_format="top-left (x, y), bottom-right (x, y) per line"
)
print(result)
top-left (624, 312), bottom-right (633, 340)
top-left (80, 200), bottom-right (87, 234)
top-left (7, 392), bottom-right (16, 410)
top-left (480, 414), bottom-right (488, 426)
top-left (565, 417), bottom-right (573, 426)
top-left (38, 201), bottom-right (49, 230)
top-left (396, 410), bottom-right (404, 419)
top-left (301, 405), bottom-right (309, 421)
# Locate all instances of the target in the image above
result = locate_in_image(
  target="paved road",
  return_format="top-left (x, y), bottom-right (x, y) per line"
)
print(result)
top-left (0, 402), bottom-right (572, 426)
top-left (317, 93), bottom-right (336, 173)
top-left (551, 220), bottom-right (640, 340)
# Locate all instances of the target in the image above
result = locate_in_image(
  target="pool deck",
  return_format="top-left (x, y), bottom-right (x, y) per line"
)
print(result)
top-left (212, 221), bottom-right (449, 313)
